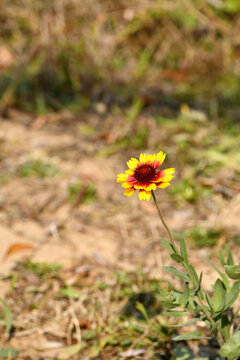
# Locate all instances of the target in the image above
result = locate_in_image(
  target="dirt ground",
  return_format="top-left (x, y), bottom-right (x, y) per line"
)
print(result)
top-left (0, 112), bottom-right (239, 359)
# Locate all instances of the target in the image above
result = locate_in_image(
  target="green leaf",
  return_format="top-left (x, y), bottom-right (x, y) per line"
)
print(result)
top-left (224, 265), bottom-right (240, 279)
top-left (0, 349), bottom-right (18, 358)
top-left (193, 304), bottom-right (202, 317)
top-left (224, 281), bottom-right (239, 309)
top-left (172, 331), bottom-right (212, 341)
top-left (164, 310), bottom-right (189, 317)
top-left (182, 282), bottom-right (190, 307)
top-left (160, 300), bottom-right (179, 309)
top-left (187, 297), bottom-right (197, 312)
top-left (174, 291), bottom-right (187, 305)
top-left (0, 298), bottom-right (13, 334)
top-left (213, 279), bottom-right (226, 312)
top-left (220, 314), bottom-right (230, 342)
top-left (219, 330), bottom-right (240, 360)
top-left (171, 254), bottom-right (184, 263)
top-left (159, 238), bottom-right (175, 254)
top-left (169, 317), bottom-right (200, 328)
top-left (187, 265), bottom-right (199, 288)
top-left (205, 293), bottom-right (214, 312)
top-left (196, 272), bottom-right (203, 293)
top-left (60, 287), bottom-right (80, 299)
top-left (136, 302), bottom-right (149, 323)
top-left (162, 266), bottom-right (189, 282)
top-left (219, 250), bottom-right (226, 267)
top-left (127, 98), bottom-right (143, 123)
top-left (204, 256), bottom-right (229, 290)
top-left (225, 245), bottom-right (234, 265)
top-left (180, 238), bottom-right (189, 265)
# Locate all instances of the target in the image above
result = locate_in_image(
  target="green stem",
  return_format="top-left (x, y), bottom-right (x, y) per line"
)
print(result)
top-left (151, 191), bottom-right (218, 339)
top-left (151, 190), bottom-right (177, 252)
top-left (231, 303), bottom-right (240, 336)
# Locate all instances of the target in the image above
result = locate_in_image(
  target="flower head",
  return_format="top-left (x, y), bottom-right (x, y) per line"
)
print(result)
top-left (117, 151), bottom-right (175, 201)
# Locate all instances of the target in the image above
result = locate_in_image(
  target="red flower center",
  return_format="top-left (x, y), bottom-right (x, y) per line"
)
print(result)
top-left (134, 164), bottom-right (156, 183)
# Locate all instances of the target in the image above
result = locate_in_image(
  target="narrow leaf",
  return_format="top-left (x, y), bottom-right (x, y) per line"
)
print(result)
top-left (159, 238), bottom-right (175, 254)
top-left (169, 317), bottom-right (200, 328)
top-left (171, 254), bottom-right (184, 263)
top-left (136, 302), bottom-right (149, 323)
top-left (219, 250), bottom-right (226, 267)
top-left (213, 279), bottom-right (226, 312)
top-left (163, 266), bottom-right (189, 282)
top-left (0, 298), bottom-right (13, 334)
top-left (225, 245), bottom-right (234, 265)
top-left (182, 282), bottom-right (190, 307)
top-left (180, 238), bottom-right (189, 265)
top-left (160, 300), bottom-right (179, 309)
top-left (204, 256), bottom-right (229, 290)
top-left (164, 310), bottom-right (189, 317)
top-left (195, 272), bottom-right (203, 294)
top-left (220, 314), bottom-right (230, 342)
top-left (224, 281), bottom-right (239, 309)
top-left (187, 297), bottom-right (197, 312)
top-left (187, 264), bottom-right (198, 288)
top-left (205, 293), bottom-right (214, 312)
top-left (172, 331), bottom-right (212, 341)
top-left (224, 265), bottom-right (240, 280)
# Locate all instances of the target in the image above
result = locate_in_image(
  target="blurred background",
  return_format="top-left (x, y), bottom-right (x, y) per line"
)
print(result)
top-left (0, 0), bottom-right (240, 358)
top-left (1, 0), bottom-right (240, 117)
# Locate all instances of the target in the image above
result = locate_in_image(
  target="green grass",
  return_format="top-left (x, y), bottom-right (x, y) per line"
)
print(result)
top-left (2, 0), bottom-right (240, 116)
top-left (0, 2), bottom-right (239, 358)
top-left (2, 261), bottom-right (180, 359)
top-left (68, 181), bottom-right (97, 205)
top-left (176, 227), bottom-right (221, 249)
top-left (2, 260), bottom-right (227, 358)
top-left (17, 160), bottom-right (60, 178)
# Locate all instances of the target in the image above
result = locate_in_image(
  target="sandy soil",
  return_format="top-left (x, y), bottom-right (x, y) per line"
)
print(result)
top-left (0, 113), bottom-right (239, 283)
top-left (0, 113), bottom-right (239, 359)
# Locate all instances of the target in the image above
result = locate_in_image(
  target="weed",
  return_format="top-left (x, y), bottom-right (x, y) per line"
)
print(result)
top-left (176, 227), bottom-right (220, 248)
top-left (68, 181), bottom-right (97, 205)
top-left (19, 260), bottom-right (62, 278)
top-left (17, 160), bottom-right (60, 178)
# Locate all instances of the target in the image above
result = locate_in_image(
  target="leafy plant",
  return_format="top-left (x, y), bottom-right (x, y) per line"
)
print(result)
top-left (20, 260), bottom-right (62, 278)
top-left (118, 151), bottom-right (240, 359)
top-left (17, 160), bottom-right (59, 178)
top-left (159, 237), bottom-right (240, 359)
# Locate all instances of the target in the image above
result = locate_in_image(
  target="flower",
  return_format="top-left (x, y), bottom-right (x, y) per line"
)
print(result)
top-left (117, 151), bottom-right (175, 201)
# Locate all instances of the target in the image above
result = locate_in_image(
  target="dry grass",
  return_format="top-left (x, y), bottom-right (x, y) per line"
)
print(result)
top-left (0, 1), bottom-right (240, 358)
top-left (0, 107), bottom-right (239, 358)
top-left (1, 0), bottom-right (240, 113)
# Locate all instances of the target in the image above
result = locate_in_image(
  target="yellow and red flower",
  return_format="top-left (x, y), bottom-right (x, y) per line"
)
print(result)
top-left (117, 152), bottom-right (175, 201)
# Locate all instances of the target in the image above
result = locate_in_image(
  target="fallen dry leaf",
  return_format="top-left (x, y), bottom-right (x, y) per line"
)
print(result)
top-left (4, 243), bottom-right (34, 259)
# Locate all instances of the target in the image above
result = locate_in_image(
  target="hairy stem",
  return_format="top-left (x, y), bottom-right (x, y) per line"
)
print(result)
top-left (151, 191), bottom-right (219, 341)
top-left (151, 190), bottom-right (177, 252)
